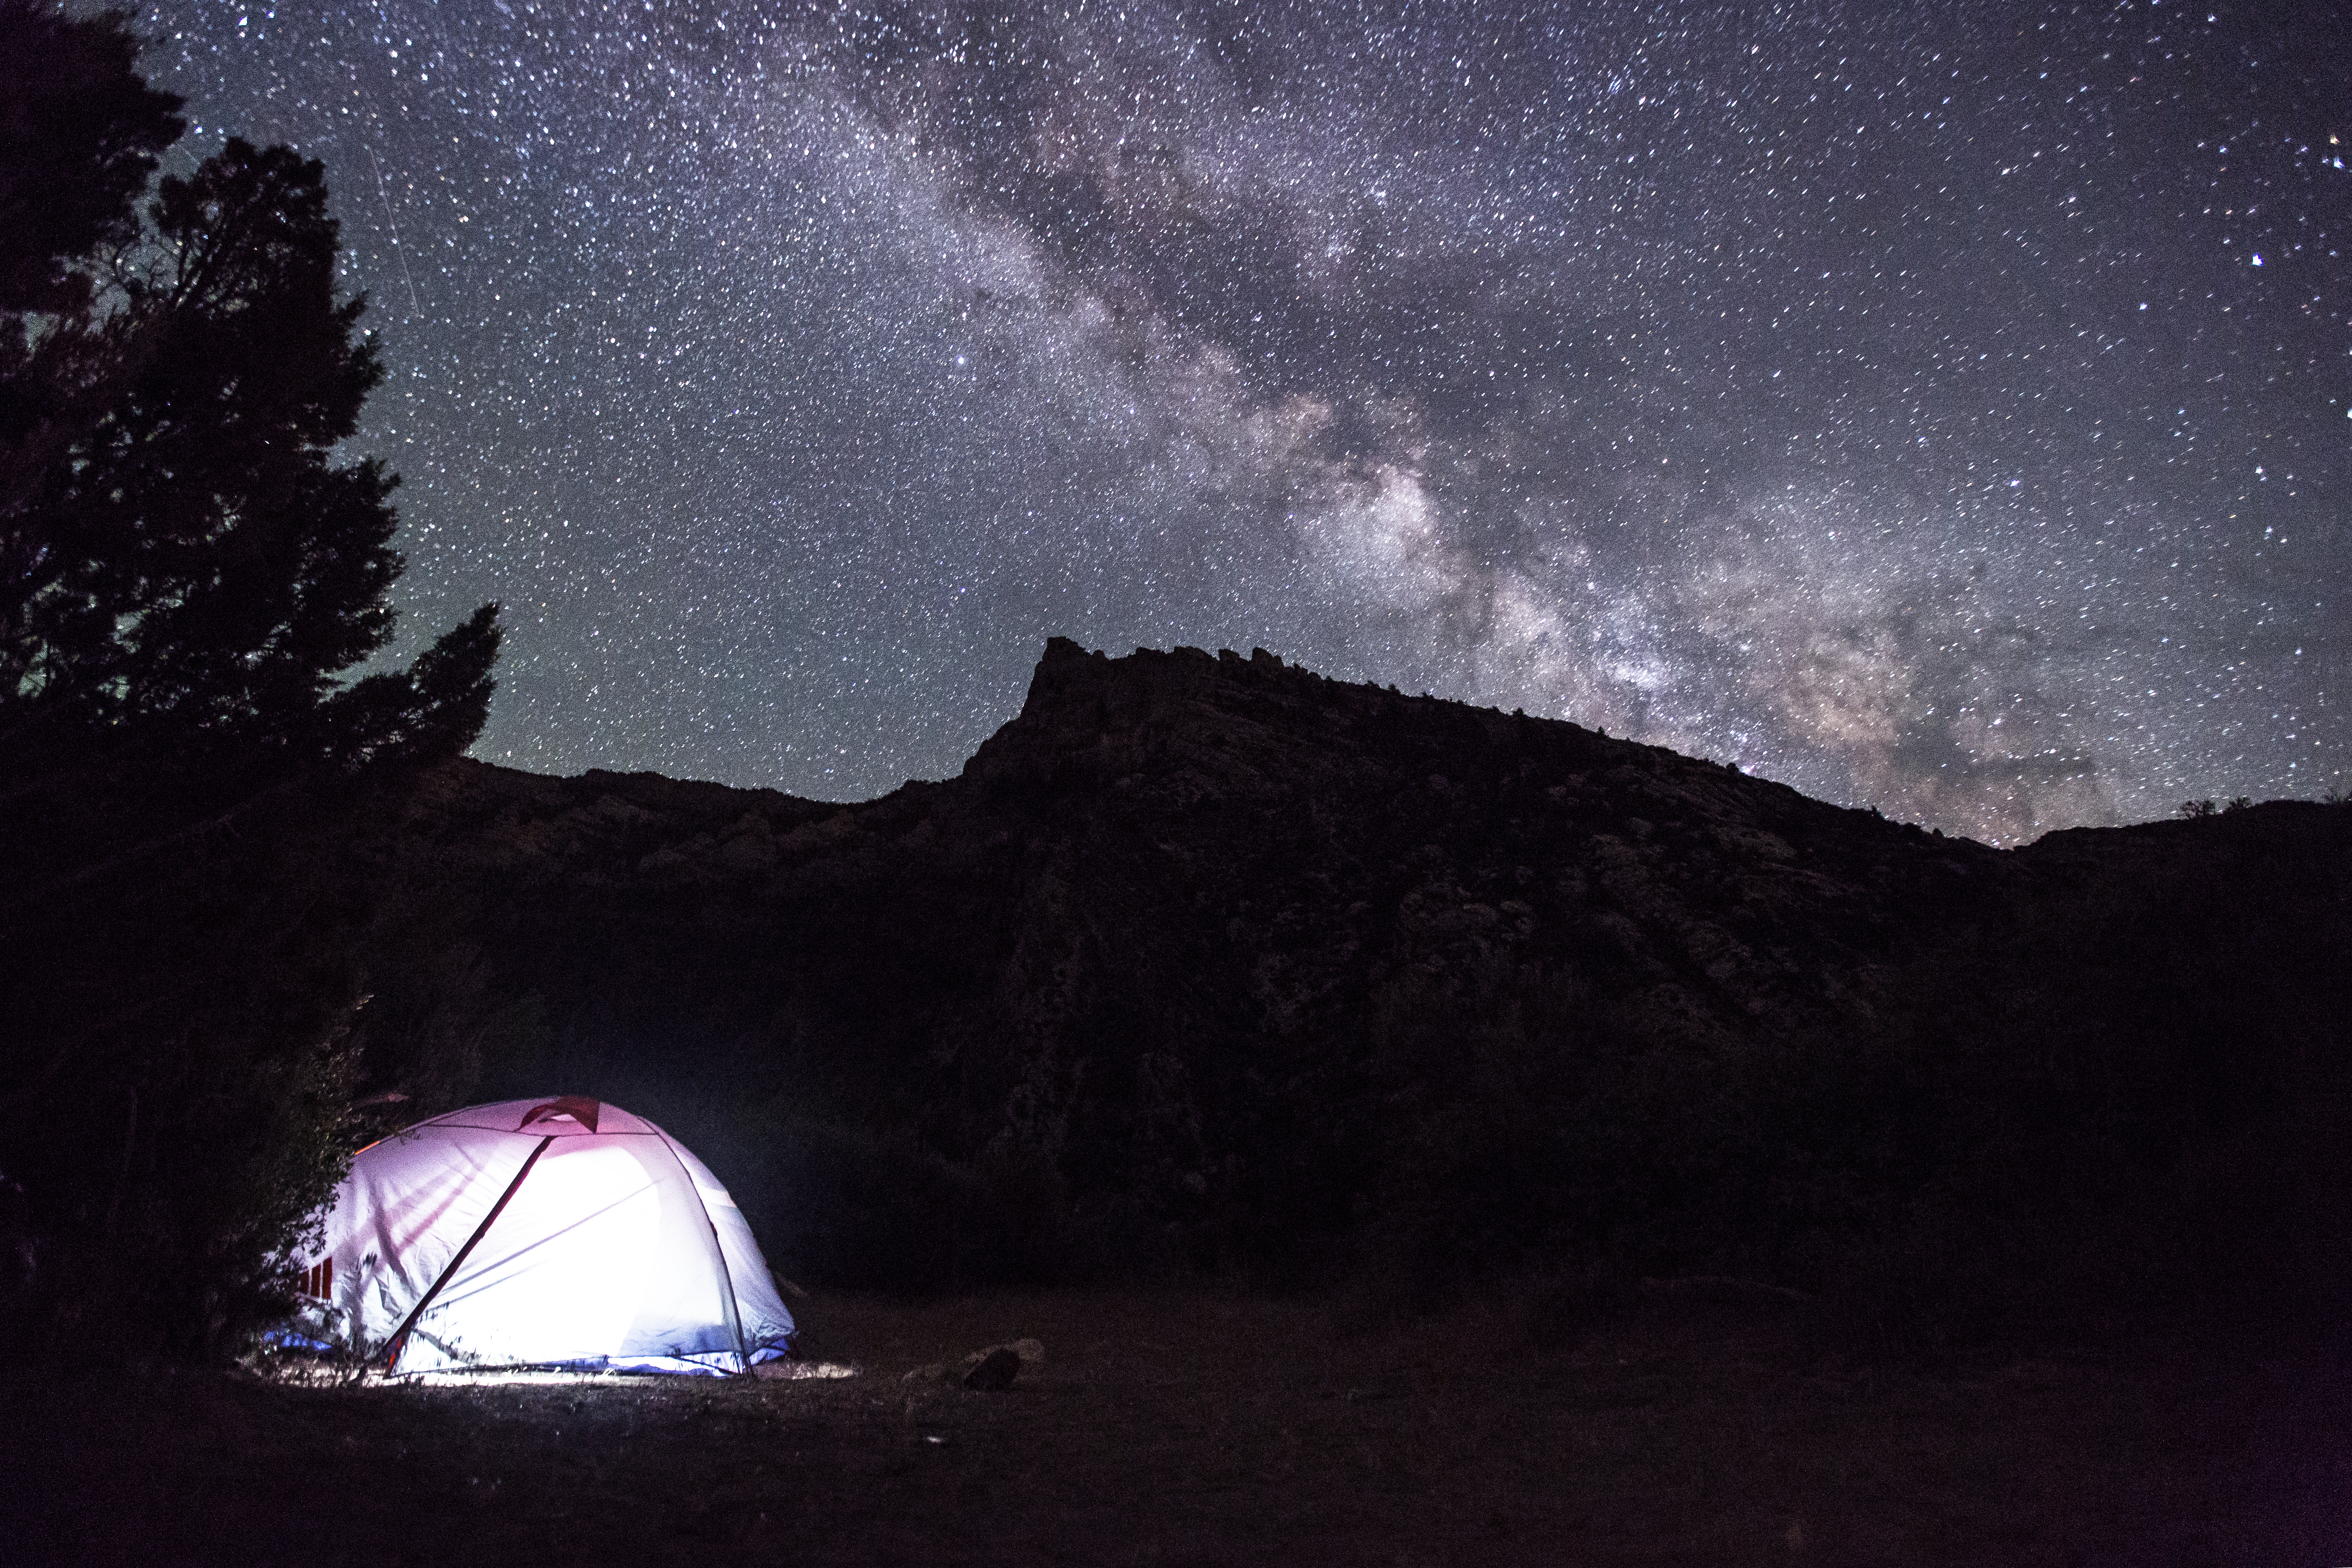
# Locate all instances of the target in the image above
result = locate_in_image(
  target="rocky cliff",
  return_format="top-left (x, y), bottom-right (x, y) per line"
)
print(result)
top-left (352, 639), bottom-right (2352, 1318)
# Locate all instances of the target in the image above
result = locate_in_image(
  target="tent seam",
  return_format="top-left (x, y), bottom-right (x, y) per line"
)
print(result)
top-left (661, 1130), bottom-right (752, 1375)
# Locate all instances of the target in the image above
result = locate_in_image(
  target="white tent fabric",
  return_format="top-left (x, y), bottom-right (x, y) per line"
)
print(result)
top-left (289, 1097), bottom-right (795, 1375)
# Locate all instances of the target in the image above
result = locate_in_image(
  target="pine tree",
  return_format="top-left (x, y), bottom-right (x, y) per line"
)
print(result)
top-left (0, 2), bottom-right (504, 1359)
top-left (3, 132), bottom-right (501, 851)
top-left (0, 1), bottom-right (185, 317)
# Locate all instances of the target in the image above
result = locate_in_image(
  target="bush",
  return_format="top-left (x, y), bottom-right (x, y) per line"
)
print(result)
top-left (0, 790), bottom-right (368, 1360)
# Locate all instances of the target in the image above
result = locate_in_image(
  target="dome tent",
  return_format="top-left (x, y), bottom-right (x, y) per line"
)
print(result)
top-left (287, 1097), bottom-right (794, 1376)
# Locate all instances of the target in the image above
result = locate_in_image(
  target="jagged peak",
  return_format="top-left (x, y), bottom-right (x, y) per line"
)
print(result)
top-left (996, 637), bottom-right (1681, 770)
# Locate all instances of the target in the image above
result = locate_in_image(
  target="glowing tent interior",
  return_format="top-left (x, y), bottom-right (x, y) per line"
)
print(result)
top-left (286, 1097), bottom-right (795, 1375)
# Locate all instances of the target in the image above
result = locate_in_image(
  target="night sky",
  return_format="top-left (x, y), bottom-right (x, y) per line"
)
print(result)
top-left (138, 0), bottom-right (2346, 841)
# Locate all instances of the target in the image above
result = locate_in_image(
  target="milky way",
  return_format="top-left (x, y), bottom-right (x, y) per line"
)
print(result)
top-left (137, 0), bottom-right (2346, 839)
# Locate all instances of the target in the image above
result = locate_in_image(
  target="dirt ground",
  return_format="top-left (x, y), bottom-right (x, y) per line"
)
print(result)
top-left (6, 1285), bottom-right (2347, 1566)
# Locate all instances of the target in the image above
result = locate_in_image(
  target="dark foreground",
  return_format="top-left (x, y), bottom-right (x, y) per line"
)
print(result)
top-left (7, 1288), bottom-right (2347, 1567)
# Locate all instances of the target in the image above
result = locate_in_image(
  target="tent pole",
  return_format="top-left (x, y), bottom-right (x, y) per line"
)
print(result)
top-left (664, 1135), bottom-right (752, 1375)
top-left (379, 1134), bottom-right (555, 1373)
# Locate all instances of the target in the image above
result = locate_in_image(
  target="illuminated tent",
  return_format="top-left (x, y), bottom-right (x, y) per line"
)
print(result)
top-left (287, 1096), bottom-right (795, 1376)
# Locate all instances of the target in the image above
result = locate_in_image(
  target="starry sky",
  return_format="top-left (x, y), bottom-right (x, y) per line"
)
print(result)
top-left (137, 0), bottom-right (2346, 840)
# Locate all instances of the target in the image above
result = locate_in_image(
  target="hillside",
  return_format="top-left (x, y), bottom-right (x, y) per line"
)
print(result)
top-left (349, 639), bottom-right (2352, 1326)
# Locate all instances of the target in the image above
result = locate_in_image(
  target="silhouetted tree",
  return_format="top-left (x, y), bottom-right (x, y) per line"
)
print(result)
top-left (3, 132), bottom-right (500, 860)
top-left (0, 2), bottom-right (184, 316)
top-left (0, 3), bottom-right (501, 1360)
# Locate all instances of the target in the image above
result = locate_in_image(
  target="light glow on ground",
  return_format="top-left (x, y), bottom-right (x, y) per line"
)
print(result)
top-left (393, 1363), bottom-right (859, 1387)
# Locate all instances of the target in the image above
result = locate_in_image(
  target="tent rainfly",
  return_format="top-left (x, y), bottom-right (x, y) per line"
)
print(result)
top-left (286, 1097), bottom-right (795, 1376)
